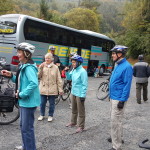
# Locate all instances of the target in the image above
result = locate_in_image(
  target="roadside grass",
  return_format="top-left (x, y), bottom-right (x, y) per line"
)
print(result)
top-left (127, 58), bottom-right (138, 65)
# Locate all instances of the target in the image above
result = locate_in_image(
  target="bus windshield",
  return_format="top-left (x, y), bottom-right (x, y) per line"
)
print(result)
top-left (0, 17), bottom-right (18, 34)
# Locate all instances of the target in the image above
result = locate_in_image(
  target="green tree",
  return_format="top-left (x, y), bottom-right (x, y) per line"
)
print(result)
top-left (80, 0), bottom-right (100, 11)
top-left (50, 10), bottom-right (66, 25)
top-left (121, 0), bottom-right (150, 58)
top-left (38, 0), bottom-right (52, 20)
top-left (63, 8), bottom-right (100, 32)
top-left (98, 1), bottom-right (125, 33)
top-left (0, 0), bottom-right (13, 15)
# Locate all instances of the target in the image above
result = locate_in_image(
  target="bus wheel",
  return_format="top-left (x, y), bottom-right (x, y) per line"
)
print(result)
top-left (99, 65), bottom-right (105, 76)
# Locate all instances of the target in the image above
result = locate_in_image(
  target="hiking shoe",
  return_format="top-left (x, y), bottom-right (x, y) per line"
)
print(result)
top-left (66, 123), bottom-right (76, 127)
top-left (107, 137), bottom-right (124, 144)
top-left (38, 116), bottom-right (44, 121)
top-left (48, 116), bottom-right (53, 122)
top-left (76, 127), bottom-right (84, 133)
top-left (14, 146), bottom-right (24, 150)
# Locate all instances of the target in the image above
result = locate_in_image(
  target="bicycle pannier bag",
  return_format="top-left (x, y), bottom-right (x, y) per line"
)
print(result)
top-left (0, 88), bottom-right (15, 112)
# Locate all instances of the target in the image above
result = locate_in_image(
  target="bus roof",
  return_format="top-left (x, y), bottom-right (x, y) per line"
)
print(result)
top-left (1, 14), bottom-right (115, 42)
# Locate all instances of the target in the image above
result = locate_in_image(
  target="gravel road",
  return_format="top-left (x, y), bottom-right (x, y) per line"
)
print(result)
top-left (0, 76), bottom-right (150, 150)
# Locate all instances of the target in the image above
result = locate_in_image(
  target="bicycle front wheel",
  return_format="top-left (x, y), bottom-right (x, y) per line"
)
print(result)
top-left (61, 83), bottom-right (71, 101)
top-left (55, 95), bottom-right (61, 105)
top-left (96, 82), bottom-right (109, 100)
top-left (0, 104), bottom-right (20, 125)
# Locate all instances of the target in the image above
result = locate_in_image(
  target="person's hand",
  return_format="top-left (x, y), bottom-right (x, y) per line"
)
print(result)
top-left (39, 62), bottom-right (45, 68)
top-left (56, 63), bottom-right (60, 66)
top-left (1, 70), bottom-right (12, 77)
top-left (80, 97), bottom-right (85, 102)
top-left (64, 67), bottom-right (69, 71)
top-left (59, 92), bottom-right (63, 95)
top-left (15, 90), bottom-right (19, 99)
top-left (117, 101), bottom-right (125, 109)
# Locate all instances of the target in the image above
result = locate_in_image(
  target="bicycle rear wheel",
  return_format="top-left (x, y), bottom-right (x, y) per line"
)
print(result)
top-left (96, 82), bottom-right (109, 100)
top-left (0, 104), bottom-right (20, 125)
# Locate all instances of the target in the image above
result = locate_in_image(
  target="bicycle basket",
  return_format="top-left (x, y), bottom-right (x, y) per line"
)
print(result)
top-left (0, 94), bottom-right (15, 112)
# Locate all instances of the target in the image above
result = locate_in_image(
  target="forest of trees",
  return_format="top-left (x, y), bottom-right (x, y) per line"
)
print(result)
top-left (0, 0), bottom-right (149, 62)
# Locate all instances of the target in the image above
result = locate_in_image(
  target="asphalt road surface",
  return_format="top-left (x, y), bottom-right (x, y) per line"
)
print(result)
top-left (0, 76), bottom-right (150, 150)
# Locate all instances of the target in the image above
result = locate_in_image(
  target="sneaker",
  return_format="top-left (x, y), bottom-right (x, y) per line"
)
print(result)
top-left (66, 123), bottom-right (76, 127)
top-left (76, 127), bottom-right (84, 133)
top-left (48, 116), bottom-right (53, 122)
top-left (38, 116), bottom-right (44, 121)
top-left (14, 146), bottom-right (24, 150)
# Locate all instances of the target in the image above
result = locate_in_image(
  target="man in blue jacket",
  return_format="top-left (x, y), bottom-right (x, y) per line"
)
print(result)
top-left (108, 45), bottom-right (133, 150)
top-left (65, 54), bottom-right (88, 133)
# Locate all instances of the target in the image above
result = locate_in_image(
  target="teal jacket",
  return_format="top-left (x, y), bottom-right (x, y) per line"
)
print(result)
top-left (66, 65), bottom-right (88, 98)
top-left (11, 63), bottom-right (40, 108)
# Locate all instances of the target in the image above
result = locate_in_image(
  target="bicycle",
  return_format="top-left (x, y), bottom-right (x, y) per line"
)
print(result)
top-left (55, 79), bottom-right (71, 105)
top-left (96, 78), bottom-right (109, 100)
top-left (0, 62), bottom-right (20, 125)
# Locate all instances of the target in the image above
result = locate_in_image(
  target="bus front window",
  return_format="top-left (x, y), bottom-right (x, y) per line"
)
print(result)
top-left (0, 18), bottom-right (17, 34)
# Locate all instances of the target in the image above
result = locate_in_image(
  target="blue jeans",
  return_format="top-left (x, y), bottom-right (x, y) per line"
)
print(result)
top-left (40, 95), bottom-right (55, 117)
top-left (20, 107), bottom-right (36, 150)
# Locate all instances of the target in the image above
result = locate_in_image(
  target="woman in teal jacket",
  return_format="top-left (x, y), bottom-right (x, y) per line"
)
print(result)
top-left (65, 55), bottom-right (88, 133)
top-left (1, 42), bottom-right (40, 150)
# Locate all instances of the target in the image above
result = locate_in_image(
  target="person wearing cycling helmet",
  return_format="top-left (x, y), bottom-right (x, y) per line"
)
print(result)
top-left (108, 45), bottom-right (133, 150)
top-left (133, 55), bottom-right (149, 104)
top-left (43, 46), bottom-right (65, 72)
top-left (69, 52), bottom-right (77, 57)
top-left (66, 52), bottom-right (78, 71)
top-left (65, 55), bottom-right (88, 133)
top-left (1, 42), bottom-right (40, 150)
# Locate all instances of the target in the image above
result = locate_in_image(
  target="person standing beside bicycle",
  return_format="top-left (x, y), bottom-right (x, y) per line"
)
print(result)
top-left (108, 45), bottom-right (133, 150)
top-left (133, 54), bottom-right (149, 104)
top-left (1, 42), bottom-right (40, 150)
top-left (65, 54), bottom-right (88, 133)
top-left (38, 52), bottom-right (63, 122)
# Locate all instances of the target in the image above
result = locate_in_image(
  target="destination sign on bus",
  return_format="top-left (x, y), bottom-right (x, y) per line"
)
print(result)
top-left (0, 29), bottom-right (15, 33)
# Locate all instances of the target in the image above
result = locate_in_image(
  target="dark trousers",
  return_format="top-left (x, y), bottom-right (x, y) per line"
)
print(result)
top-left (136, 82), bottom-right (148, 103)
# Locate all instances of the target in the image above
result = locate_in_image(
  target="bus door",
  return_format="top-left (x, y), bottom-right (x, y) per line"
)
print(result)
top-left (90, 46), bottom-right (108, 75)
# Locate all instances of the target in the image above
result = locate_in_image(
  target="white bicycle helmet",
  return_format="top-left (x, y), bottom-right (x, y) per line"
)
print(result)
top-left (49, 46), bottom-right (56, 51)
top-left (16, 42), bottom-right (35, 54)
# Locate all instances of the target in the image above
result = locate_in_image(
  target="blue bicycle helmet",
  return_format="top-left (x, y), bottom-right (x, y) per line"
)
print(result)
top-left (71, 55), bottom-right (83, 63)
top-left (110, 45), bottom-right (128, 54)
top-left (71, 55), bottom-right (83, 69)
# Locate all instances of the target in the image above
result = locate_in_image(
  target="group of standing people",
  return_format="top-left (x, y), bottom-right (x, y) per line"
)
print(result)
top-left (1, 42), bottom-right (149, 150)
top-left (1, 43), bottom-right (88, 150)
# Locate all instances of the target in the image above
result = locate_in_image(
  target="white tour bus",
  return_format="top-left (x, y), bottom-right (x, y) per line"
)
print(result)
top-left (0, 14), bottom-right (115, 74)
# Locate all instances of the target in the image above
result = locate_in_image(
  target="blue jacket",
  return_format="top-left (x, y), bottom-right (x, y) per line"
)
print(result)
top-left (66, 65), bottom-right (88, 98)
top-left (11, 63), bottom-right (40, 107)
top-left (109, 58), bottom-right (133, 101)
